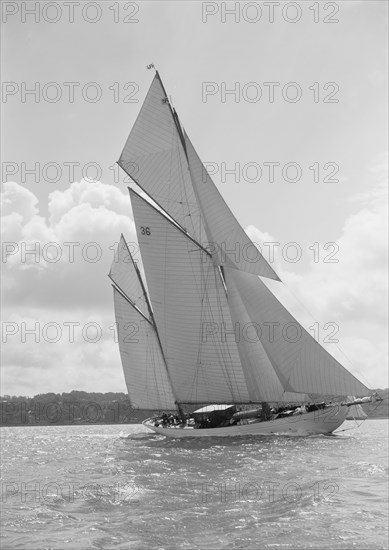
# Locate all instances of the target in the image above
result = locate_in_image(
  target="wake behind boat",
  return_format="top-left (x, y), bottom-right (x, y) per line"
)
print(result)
top-left (109, 67), bottom-right (380, 438)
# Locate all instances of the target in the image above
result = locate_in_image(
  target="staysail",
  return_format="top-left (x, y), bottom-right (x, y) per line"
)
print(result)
top-left (129, 188), bottom-right (253, 404)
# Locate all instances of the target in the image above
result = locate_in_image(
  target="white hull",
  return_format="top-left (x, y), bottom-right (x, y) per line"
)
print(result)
top-left (143, 405), bottom-right (349, 438)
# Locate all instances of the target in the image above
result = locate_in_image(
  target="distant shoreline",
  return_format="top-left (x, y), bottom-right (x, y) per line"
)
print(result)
top-left (2, 390), bottom-right (388, 426)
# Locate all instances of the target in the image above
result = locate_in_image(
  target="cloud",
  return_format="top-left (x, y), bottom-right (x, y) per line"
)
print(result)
top-left (246, 162), bottom-right (388, 389)
top-left (2, 179), bottom-right (136, 309)
top-left (1, 308), bottom-right (124, 396)
top-left (1, 179), bottom-right (136, 395)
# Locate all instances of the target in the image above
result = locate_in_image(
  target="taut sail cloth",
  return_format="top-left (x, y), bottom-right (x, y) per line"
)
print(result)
top-left (184, 130), bottom-right (280, 281)
top-left (129, 189), bottom-right (250, 404)
top-left (109, 234), bottom-right (150, 319)
top-left (118, 72), bottom-right (279, 282)
top-left (112, 71), bottom-right (372, 410)
top-left (224, 268), bottom-right (370, 397)
top-left (112, 288), bottom-right (176, 411)
top-left (346, 397), bottom-right (368, 420)
top-left (118, 73), bottom-right (205, 245)
top-left (110, 237), bottom-right (176, 410)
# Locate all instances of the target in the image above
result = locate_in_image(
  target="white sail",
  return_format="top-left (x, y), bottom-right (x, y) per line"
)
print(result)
top-left (112, 71), bottom-right (372, 421)
top-left (225, 267), bottom-right (371, 397)
top-left (184, 130), bottom-right (280, 281)
top-left (346, 396), bottom-right (368, 420)
top-left (109, 234), bottom-right (150, 319)
top-left (225, 269), bottom-right (287, 402)
top-left (346, 404), bottom-right (367, 420)
top-left (119, 73), bottom-right (205, 243)
top-left (113, 287), bottom-right (176, 410)
top-left (129, 189), bottom-right (251, 404)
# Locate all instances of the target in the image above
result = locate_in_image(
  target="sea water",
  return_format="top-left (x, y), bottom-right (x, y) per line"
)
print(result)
top-left (1, 420), bottom-right (388, 549)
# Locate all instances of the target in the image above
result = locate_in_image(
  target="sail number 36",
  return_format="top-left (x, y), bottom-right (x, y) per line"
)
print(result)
top-left (140, 226), bottom-right (151, 236)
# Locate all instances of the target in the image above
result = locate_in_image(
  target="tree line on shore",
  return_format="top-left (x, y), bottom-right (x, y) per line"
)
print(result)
top-left (0, 389), bottom-right (388, 426)
top-left (0, 391), bottom-right (151, 426)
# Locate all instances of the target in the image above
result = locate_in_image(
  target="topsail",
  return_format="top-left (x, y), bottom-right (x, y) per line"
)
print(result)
top-left (119, 73), bottom-right (205, 244)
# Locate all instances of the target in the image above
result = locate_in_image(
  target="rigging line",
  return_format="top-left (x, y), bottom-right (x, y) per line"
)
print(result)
top-left (153, 195), bottom-right (200, 208)
top-left (202, 261), bottom-right (243, 401)
top-left (191, 241), bottom-right (230, 403)
top-left (127, 184), bottom-right (213, 259)
top-left (336, 406), bottom-right (373, 432)
top-left (228, 275), bottom-right (281, 401)
top-left (190, 247), bottom-right (217, 404)
top-left (110, 282), bottom-right (153, 326)
top-left (118, 159), bottom-right (202, 246)
top-left (161, 114), bottom-right (192, 236)
top-left (183, 164), bottom-right (240, 402)
top-left (191, 250), bottom-right (238, 403)
top-left (277, 277), bottom-right (373, 390)
top-left (120, 233), bottom-right (152, 319)
top-left (148, 331), bottom-right (169, 410)
top-left (203, 265), bottom-right (234, 395)
top-left (256, 272), bottom-right (369, 393)
top-left (188, 241), bottom-right (207, 399)
top-left (155, 71), bottom-right (188, 157)
top-left (127, 202), bottom-right (183, 415)
top-left (212, 266), bottom-right (245, 401)
top-left (183, 128), bottom-right (281, 282)
top-left (176, 134), bottom-right (200, 240)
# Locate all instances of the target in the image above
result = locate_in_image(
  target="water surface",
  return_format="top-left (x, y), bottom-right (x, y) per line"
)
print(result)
top-left (1, 420), bottom-right (388, 549)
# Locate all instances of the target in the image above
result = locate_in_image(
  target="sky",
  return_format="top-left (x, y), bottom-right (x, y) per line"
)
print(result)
top-left (1, 0), bottom-right (388, 396)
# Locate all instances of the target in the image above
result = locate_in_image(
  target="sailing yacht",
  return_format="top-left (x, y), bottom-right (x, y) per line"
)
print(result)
top-left (109, 70), bottom-right (379, 438)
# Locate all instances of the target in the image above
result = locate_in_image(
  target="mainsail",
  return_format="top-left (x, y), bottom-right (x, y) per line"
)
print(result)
top-left (129, 189), bottom-right (250, 404)
top-left (112, 71), bottom-right (372, 410)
